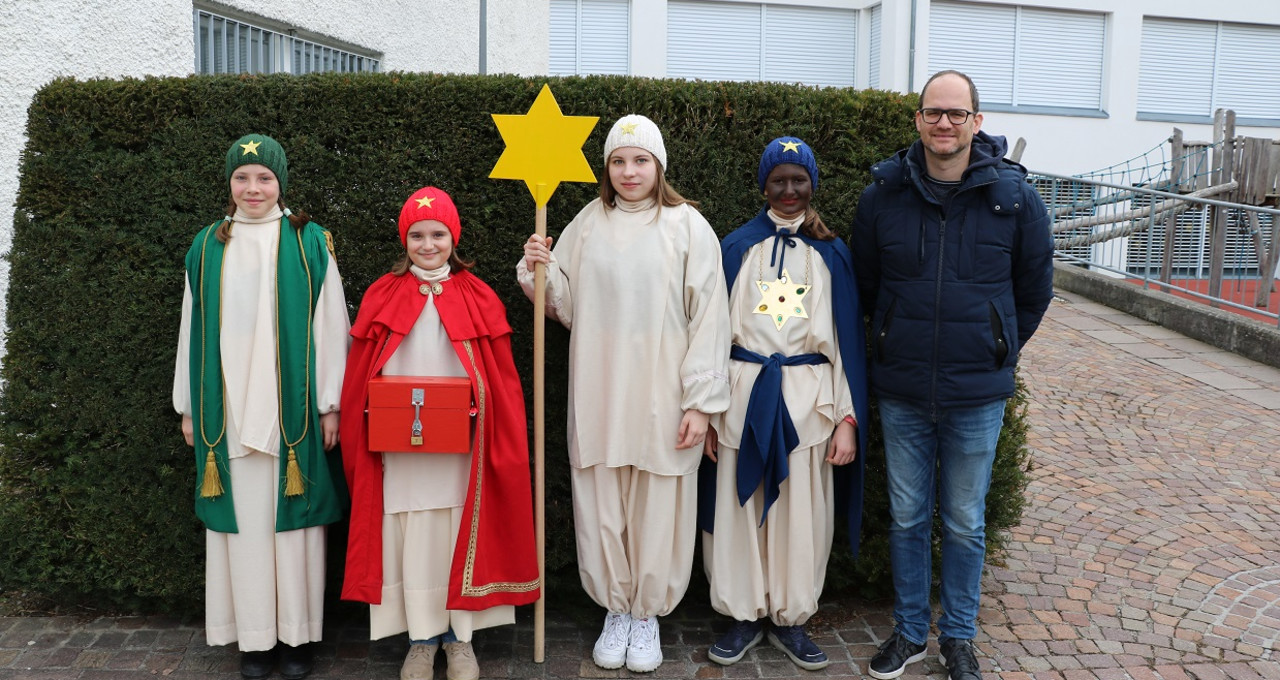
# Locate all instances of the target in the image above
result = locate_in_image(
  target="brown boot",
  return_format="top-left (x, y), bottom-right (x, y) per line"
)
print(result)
top-left (401, 642), bottom-right (438, 680)
top-left (442, 641), bottom-right (480, 680)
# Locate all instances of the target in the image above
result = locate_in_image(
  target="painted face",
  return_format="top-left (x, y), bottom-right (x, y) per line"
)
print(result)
top-left (607, 147), bottom-right (659, 202)
top-left (915, 73), bottom-right (984, 162)
top-left (229, 164), bottom-right (281, 220)
top-left (764, 164), bottom-right (813, 218)
top-left (405, 219), bottom-right (454, 271)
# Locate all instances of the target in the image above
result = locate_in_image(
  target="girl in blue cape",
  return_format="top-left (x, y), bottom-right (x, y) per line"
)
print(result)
top-left (701, 136), bottom-right (870, 672)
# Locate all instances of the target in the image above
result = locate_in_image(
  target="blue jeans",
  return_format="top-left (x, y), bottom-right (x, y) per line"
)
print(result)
top-left (879, 398), bottom-right (1006, 644)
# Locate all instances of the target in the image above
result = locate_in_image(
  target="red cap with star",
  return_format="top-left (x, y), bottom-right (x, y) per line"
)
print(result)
top-left (398, 186), bottom-right (462, 246)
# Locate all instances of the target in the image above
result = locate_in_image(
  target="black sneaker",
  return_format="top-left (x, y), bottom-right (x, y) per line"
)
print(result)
top-left (868, 631), bottom-right (926, 679)
top-left (707, 619), bottom-right (764, 666)
top-left (939, 638), bottom-right (982, 680)
top-left (767, 624), bottom-right (830, 671)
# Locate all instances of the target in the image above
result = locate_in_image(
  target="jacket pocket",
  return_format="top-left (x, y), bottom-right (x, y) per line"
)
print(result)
top-left (988, 301), bottom-right (1008, 367)
top-left (876, 298), bottom-right (898, 362)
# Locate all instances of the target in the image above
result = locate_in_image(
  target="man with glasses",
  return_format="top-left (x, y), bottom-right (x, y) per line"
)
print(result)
top-left (851, 70), bottom-right (1054, 680)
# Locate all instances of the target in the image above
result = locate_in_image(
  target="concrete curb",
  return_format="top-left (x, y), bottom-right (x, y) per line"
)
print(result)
top-left (1052, 260), bottom-right (1280, 369)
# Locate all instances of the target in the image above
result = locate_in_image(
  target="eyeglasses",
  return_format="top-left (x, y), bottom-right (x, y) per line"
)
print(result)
top-left (917, 108), bottom-right (975, 125)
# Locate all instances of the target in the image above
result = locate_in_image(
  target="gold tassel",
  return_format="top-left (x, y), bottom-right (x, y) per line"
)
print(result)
top-left (285, 448), bottom-right (304, 496)
top-left (200, 449), bottom-right (224, 498)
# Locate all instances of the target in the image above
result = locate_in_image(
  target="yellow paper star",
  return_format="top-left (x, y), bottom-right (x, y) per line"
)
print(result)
top-left (753, 268), bottom-right (810, 330)
top-left (779, 140), bottom-right (801, 153)
top-left (490, 84), bottom-right (599, 207)
top-left (416, 196), bottom-right (435, 208)
top-left (240, 140), bottom-right (261, 156)
top-left (620, 122), bottom-right (638, 134)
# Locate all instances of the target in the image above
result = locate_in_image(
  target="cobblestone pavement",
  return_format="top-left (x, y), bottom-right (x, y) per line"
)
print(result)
top-left (2, 291), bottom-right (1278, 680)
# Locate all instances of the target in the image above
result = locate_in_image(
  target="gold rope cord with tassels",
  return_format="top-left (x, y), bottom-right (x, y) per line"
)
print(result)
top-left (197, 225), bottom-right (228, 498)
top-left (275, 227), bottom-right (314, 497)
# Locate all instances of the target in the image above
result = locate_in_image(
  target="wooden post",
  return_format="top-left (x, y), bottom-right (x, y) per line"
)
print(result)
top-left (1207, 110), bottom-right (1235, 300)
top-left (532, 188), bottom-right (548, 664)
top-left (1162, 128), bottom-right (1184, 286)
top-left (1010, 137), bottom-right (1027, 163)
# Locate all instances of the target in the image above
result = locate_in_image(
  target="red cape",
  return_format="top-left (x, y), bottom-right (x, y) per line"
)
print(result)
top-left (339, 269), bottom-right (540, 610)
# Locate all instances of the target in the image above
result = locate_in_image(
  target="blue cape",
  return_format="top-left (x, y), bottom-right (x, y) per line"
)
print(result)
top-left (698, 207), bottom-right (870, 557)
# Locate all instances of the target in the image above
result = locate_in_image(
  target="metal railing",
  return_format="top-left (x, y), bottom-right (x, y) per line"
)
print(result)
top-left (1032, 170), bottom-right (1280, 328)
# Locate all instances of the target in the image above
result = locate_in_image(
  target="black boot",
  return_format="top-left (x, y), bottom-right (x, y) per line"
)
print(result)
top-left (278, 642), bottom-right (314, 680)
top-left (239, 646), bottom-right (276, 679)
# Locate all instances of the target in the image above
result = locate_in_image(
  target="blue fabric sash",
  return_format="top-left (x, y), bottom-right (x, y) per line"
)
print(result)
top-left (730, 344), bottom-right (829, 524)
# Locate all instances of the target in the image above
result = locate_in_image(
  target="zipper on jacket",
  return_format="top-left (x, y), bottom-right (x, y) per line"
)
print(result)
top-left (989, 301), bottom-right (1008, 367)
top-left (930, 209), bottom-right (946, 417)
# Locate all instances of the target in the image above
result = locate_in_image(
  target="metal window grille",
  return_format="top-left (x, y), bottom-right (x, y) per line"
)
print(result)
top-left (194, 9), bottom-right (379, 75)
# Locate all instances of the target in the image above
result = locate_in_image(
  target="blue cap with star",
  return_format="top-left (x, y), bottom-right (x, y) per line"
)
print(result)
top-left (758, 136), bottom-right (819, 193)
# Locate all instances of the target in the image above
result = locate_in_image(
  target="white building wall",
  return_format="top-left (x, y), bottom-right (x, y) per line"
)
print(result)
top-left (877, 0), bottom-right (1280, 175)
top-left (0, 0), bottom-right (547, 361)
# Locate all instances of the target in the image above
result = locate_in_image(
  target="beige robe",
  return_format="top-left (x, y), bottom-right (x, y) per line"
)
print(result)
top-left (516, 197), bottom-right (730, 616)
top-left (516, 197), bottom-right (731, 474)
top-left (368, 264), bottom-right (513, 642)
top-left (173, 208), bottom-right (350, 650)
top-left (703, 214), bottom-right (853, 626)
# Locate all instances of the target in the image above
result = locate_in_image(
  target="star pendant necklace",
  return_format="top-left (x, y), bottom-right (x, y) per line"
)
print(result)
top-left (753, 244), bottom-right (812, 330)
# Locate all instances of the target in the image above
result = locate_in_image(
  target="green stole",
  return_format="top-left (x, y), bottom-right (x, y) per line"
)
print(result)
top-left (185, 218), bottom-right (342, 533)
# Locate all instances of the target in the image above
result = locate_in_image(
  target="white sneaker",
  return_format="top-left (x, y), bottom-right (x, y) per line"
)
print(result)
top-left (625, 616), bottom-right (663, 673)
top-left (592, 612), bottom-right (631, 669)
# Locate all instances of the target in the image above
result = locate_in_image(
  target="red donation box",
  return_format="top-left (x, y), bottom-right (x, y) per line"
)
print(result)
top-left (367, 376), bottom-right (474, 453)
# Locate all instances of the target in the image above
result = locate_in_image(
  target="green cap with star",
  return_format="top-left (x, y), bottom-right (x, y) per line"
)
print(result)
top-left (225, 134), bottom-right (289, 194)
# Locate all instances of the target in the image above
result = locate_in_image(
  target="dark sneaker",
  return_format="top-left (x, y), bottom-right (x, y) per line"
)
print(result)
top-left (868, 631), bottom-right (927, 679)
top-left (708, 619), bottom-right (764, 665)
top-left (766, 624), bottom-right (830, 671)
top-left (939, 638), bottom-right (982, 680)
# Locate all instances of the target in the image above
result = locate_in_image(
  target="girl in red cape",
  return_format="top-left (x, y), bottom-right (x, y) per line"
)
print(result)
top-left (340, 186), bottom-right (539, 680)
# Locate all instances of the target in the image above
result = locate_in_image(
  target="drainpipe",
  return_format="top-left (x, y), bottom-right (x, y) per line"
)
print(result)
top-left (908, 0), bottom-right (918, 93)
top-left (479, 0), bottom-right (487, 74)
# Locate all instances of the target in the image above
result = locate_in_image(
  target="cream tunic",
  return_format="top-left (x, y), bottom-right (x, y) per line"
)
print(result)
top-left (380, 264), bottom-right (471, 513)
top-left (171, 207), bottom-right (350, 650)
top-left (517, 197), bottom-right (731, 475)
top-left (714, 214), bottom-right (854, 448)
top-left (172, 208), bottom-right (349, 447)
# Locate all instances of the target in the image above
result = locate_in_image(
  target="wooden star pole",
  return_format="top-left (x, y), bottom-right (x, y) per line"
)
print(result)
top-left (490, 84), bottom-right (597, 663)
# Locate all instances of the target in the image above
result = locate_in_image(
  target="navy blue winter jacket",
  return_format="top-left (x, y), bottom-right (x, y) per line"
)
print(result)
top-left (851, 131), bottom-right (1054, 409)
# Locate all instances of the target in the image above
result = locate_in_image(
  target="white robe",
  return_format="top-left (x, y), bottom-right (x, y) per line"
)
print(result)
top-left (173, 208), bottom-right (350, 650)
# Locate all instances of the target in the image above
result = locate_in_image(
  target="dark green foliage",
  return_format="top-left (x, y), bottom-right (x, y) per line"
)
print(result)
top-left (0, 72), bottom-right (1028, 615)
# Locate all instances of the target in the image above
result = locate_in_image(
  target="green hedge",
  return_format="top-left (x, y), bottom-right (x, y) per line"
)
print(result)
top-left (0, 72), bottom-right (1029, 615)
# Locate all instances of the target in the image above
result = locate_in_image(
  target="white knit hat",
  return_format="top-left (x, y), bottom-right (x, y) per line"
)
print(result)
top-left (603, 114), bottom-right (667, 170)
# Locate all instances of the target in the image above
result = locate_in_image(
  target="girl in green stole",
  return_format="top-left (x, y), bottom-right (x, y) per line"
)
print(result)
top-left (173, 134), bottom-right (350, 680)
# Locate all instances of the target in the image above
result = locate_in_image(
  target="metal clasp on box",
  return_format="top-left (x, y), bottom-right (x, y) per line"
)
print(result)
top-left (410, 388), bottom-right (424, 446)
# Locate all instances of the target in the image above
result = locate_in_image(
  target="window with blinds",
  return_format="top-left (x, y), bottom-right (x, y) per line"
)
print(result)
top-left (193, 9), bottom-right (379, 75)
top-left (549, 0), bottom-right (630, 76)
top-left (667, 1), bottom-right (857, 88)
top-left (1138, 17), bottom-right (1280, 124)
top-left (927, 1), bottom-right (1105, 114)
